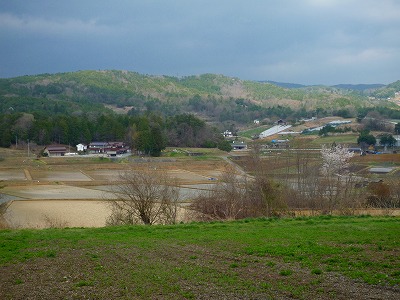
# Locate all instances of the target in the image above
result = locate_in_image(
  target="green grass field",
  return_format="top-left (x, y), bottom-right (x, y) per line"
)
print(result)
top-left (308, 134), bottom-right (358, 146)
top-left (238, 125), bottom-right (272, 139)
top-left (1, 216), bottom-right (399, 299)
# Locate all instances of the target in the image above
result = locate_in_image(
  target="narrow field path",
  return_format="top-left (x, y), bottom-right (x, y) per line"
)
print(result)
top-left (23, 169), bottom-right (32, 180)
top-left (221, 155), bottom-right (249, 177)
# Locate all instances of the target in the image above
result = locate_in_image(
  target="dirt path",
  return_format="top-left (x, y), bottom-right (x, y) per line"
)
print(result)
top-left (23, 169), bottom-right (32, 180)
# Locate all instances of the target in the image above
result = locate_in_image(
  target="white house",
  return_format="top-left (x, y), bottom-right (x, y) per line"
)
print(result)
top-left (76, 143), bottom-right (87, 152)
top-left (222, 130), bottom-right (233, 138)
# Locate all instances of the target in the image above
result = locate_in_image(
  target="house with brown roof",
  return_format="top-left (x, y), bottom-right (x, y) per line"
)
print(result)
top-left (44, 145), bottom-right (67, 157)
top-left (87, 141), bottom-right (129, 155)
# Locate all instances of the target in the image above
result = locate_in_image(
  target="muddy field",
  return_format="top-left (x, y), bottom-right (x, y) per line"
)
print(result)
top-left (6, 200), bottom-right (110, 228)
top-left (1, 148), bottom-right (400, 228)
top-left (0, 151), bottom-right (227, 228)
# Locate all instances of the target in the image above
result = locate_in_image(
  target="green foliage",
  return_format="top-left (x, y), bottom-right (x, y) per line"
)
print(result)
top-left (179, 74), bottom-right (222, 94)
top-left (319, 124), bottom-right (352, 137)
top-left (166, 114), bottom-right (223, 148)
top-left (318, 125), bottom-right (335, 136)
top-left (136, 123), bottom-right (166, 157)
top-left (279, 269), bottom-right (293, 276)
top-left (357, 131), bottom-right (376, 146)
top-left (379, 133), bottom-right (396, 147)
top-left (217, 140), bottom-right (233, 152)
top-left (0, 109), bottom-right (225, 153)
top-left (243, 81), bottom-right (305, 101)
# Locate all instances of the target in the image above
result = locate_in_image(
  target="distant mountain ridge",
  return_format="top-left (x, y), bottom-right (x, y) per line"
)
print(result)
top-left (0, 70), bottom-right (398, 118)
top-left (263, 81), bottom-right (307, 89)
top-left (331, 84), bottom-right (386, 91)
top-left (264, 81), bottom-right (386, 92)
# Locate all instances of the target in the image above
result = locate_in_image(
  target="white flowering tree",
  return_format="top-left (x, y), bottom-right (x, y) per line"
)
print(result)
top-left (320, 144), bottom-right (358, 213)
top-left (320, 144), bottom-right (354, 176)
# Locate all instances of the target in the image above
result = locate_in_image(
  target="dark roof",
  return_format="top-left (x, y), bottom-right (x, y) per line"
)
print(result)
top-left (89, 142), bottom-right (109, 147)
top-left (46, 145), bottom-right (67, 152)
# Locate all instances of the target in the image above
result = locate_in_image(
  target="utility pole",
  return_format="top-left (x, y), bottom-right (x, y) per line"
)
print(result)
top-left (27, 139), bottom-right (30, 157)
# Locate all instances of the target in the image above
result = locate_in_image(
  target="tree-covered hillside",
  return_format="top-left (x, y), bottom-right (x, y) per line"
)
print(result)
top-left (371, 80), bottom-right (400, 99)
top-left (1, 70), bottom-right (396, 120)
top-left (1, 70), bottom-right (399, 153)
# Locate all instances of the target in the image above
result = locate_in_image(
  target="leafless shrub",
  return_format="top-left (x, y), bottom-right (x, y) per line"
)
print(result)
top-left (276, 144), bottom-right (364, 214)
top-left (247, 175), bottom-right (287, 217)
top-left (106, 168), bottom-right (179, 225)
top-left (42, 214), bottom-right (70, 228)
top-left (387, 178), bottom-right (400, 207)
top-left (189, 165), bottom-right (286, 221)
top-left (189, 165), bottom-right (248, 221)
top-left (0, 201), bottom-right (11, 229)
top-left (366, 180), bottom-right (400, 209)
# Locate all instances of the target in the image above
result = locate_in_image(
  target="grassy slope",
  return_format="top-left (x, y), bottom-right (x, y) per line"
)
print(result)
top-left (0, 216), bottom-right (399, 299)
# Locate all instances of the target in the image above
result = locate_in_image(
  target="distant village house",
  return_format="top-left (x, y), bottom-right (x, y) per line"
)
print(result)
top-left (44, 145), bottom-right (67, 157)
top-left (76, 143), bottom-right (87, 152)
top-left (86, 141), bottom-right (129, 156)
top-left (222, 130), bottom-right (233, 138)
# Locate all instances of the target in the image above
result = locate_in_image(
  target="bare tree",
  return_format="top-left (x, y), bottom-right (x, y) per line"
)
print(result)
top-left (367, 180), bottom-right (400, 209)
top-left (189, 165), bottom-right (249, 221)
top-left (387, 178), bottom-right (400, 208)
top-left (0, 201), bottom-right (9, 228)
top-left (247, 175), bottom-right (286, 217)
top-left (0, 185), bottom-right (10, 228)
top-left (107, 168), bottom-right (179, 225)
top-left (190, 161), bottom-right (287, 221)
top-left (362, 111), bottom-right (390, 131)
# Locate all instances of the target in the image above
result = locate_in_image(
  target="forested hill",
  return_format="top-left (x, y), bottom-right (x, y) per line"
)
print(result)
top-left (1, 70), bottom-right (397, 119)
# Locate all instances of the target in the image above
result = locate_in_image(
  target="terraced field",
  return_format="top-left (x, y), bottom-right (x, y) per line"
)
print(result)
top-left (0, 149), bottom-right (227, 228)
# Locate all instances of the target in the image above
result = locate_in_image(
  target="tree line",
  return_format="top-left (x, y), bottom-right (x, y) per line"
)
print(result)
top-left (0, 112), bottom-right (230, 156)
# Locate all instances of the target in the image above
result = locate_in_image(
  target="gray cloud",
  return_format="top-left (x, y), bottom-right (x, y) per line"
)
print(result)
top-left (0, 0), bottom-right (399, 84)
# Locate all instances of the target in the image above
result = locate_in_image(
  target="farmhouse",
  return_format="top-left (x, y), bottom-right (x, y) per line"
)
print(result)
top-left (44, 145), bottom-right (67, 157)
top-left (106, 142), bottom-right (129, 156)
top-left (88, 142), bottom-right (109, 153)
top-left (87, 141), bottom-right (129, 155)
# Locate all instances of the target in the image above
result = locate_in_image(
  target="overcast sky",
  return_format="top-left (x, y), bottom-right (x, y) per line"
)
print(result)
top-left (0, 0), bottom-right (399, 85)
